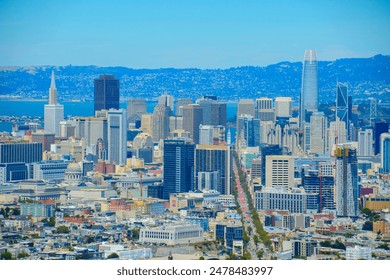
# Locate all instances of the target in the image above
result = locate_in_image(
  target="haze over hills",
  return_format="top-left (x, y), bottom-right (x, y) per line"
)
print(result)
top-left (0, 54), bottom-right (389, 104)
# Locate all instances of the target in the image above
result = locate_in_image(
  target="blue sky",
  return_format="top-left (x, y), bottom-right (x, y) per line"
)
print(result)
top-left (0, 0), bottom-right (389, 68)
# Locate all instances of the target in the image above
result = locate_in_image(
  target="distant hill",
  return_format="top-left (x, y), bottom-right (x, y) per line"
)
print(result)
top-left (0, 54), bottom-right (389, 104)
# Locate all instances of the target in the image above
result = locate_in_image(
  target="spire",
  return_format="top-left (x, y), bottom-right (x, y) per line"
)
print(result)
top-left (48, 70), bottom-right (58, 105)
top-left (50, 70), bottom-right (56, 89)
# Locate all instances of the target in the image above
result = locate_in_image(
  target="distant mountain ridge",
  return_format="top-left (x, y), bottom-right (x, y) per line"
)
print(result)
top-left (0, 54), bottom-right (389, 104)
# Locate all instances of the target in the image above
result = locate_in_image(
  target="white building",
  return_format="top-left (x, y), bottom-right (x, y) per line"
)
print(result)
top-left (275, 97), bottom-right (292, 118)
top-left (44, 70), bottom-right (64, 136)
top-left (310, 111), bottom-right (326, 154)
top-left (358, 129), bottom-right (373, 156)
top-left (108, 109), bottom-right (127, 165)
top-left (255, 97), bottom-right (274, 121)
top-left (346, 246), bottom-right (372, 260)
top-left (139, 223), bottom-right (204, 245)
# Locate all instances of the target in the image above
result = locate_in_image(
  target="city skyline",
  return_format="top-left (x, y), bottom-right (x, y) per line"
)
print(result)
top-left (0, 0), bottom-right (389, 68)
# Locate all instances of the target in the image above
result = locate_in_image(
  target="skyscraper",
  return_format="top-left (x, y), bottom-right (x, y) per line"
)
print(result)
top-left (176, 98), bottom-right (193, 116)
top-left (0, 142), bottom-right (42, 163)
top-left (381, 133), bottom-right (390, 173)
top-left (152, 104), bottom-right (170, 142)
top-left (182, 104), bottom-right (203, 144)
top-left (358, 129), bottom-right (373, 157)
top-left (237, 99), bottom-right (255, 117)
top-left (260, 144), bottom-right (283, 185)
top-left (275, 97), bottom-right (292, 118)
top-left (195, 144), bottom-right (232, 195)
top-left (299, 50), bottom-right (318, 129)
top-left (158, 94), bottom-right (174, 112)
top-left (236, 114), bottom-right (261, 147)
top-left (196, 97), bottom-right (227, 127)
top-left (163, 139), bottom-right (195, 199)
top-left (310, 111), bottom-right (326, 154)
top-left (255, 98), bottom-right (274, 121)
top-left (127, 98), bottom-right (146, 123)
top-left (336, 82), bottom-right (350, 139)
top-left (265, 155), bottom-right (294, 189)
top-left (107, 109), bottom-right (127, 165)
top-left (94, 75), bottom-right (119, 113)
top-left (374, 122), bottom-right (389, 155)
top-left (44, 70), bottom-right (64, 136)
top-left (335, 144), bottom-right (359, 218)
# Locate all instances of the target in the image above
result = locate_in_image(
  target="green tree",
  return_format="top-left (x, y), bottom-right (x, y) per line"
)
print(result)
top-left (1, 252), bottom-right (13, 260)
top-left (17, 252), bottom-right (30, 259)
top-left (362, 221), bottom-right (373, 231)
top-left (107, 253), bottom-right (119, 259)
top-left (56, 226), bottom-right (70, 234)
top-left (199, 256), bottom-right (205, 260)
top-left (47, 216), bottom-right (56, 227)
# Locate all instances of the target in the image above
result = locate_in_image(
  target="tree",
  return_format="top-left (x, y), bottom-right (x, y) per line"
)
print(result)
top-left (1, 252), bottom-right (13, 260)
top-left (17, 252), bottom-right (30, 259)
top-left (199, 256), bottom-right (205, 260)
top-left (362, 221), bottom-right (373, 231)
top-left (107, 253), bottom-right (119, 259)
top-left (56, 225), bottom-right (70, 234)
top-left (47, 216), bottom-right (56, 227)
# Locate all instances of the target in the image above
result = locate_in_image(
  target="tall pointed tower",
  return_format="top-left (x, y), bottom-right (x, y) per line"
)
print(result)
top-left (44, 70), bottom-right (64, 136)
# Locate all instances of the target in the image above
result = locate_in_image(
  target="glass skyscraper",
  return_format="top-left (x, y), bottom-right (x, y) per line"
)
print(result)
top-left (163, 139), bottom-right (195, 199)
top-left (94, 75), bottom-right (119, 113)
top-left (299, 50), bottom-right (318, 130)
top-left (381, 133), bottom-right (390, 173)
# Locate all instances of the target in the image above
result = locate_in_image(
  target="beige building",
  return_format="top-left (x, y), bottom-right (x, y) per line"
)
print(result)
top-left (265, 155), bottom-right (294, 189)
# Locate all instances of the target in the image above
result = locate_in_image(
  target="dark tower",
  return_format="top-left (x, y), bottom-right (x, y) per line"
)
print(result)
top-left (94, 75), bottom-right (119, 113)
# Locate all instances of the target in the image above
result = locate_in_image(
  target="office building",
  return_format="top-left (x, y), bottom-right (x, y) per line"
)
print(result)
top-left (0, 142), bottom-right (42, 164)
top-left (108, 109), bottom-right (127, 165)
top-left (0, 163), bottom-right (28, 183)
top-left (260, 144), bottom-right (283, 185)
top-left (44, 70), bottom-right (64, 136)
top-left (237, 99), bottom-right (255, 117)
top-left (140, 114), bottom-right (153, 136)
top-left (255, 187), bottom-right (317, 214)
top-left (127, 98), bottom-right (146, 122)
top-left (374, 122), bottom-right (389, 155)
top-left (255, 97), bottom-right (274, 121)
top-left (94, 74), bottom-right (119, 113)
top-left (335, 144), bottom-right (359, 218)
top-left (346, 246), bottom-right (372, 260)
top-left (299, 50), bottom-right (318, 129)
top-left (139, 224), bottom-right (203, 245)
top-left (327, 120), bottom-right (347, 154)
top-left (236, 114), bottom-right (261, 147)
top-left (358, 129), bottom-right (373, 157)
top-left (265, 155), bottom-right (294, 189)
top-left (74, 116), bottom-right (108, 147)
top-left (381, 133), bottom-right (390, 173)
top-left (310, 112), bottom-right (326, 154)
top-left (199, 125), bottom-right (226, 145)
top-left (336, 82), bottom-right (349, 139)
top-left (195, 144), bottom-right (232, 195)
top-left (275, 97), bottom-right (292, 118)
top-left (152, 104), bottom-right (170, 142)
top-left (158, 94), bottom-right (174, 112)
top-left (176, 98), bottom-right (193, 116)
top-left (215, 222), bottom-right (243, 249)
top-left (32, 160), bottom-right (69, 181)
top-left (196, 97), bottom-right (227, 127)
top-left (169, 116), bottom-right (183, 131)
top-left (163, 139), bottom-right (195, 199)
top-left (182, 104), bottom-right (203, 144)
top-left (32, 131), bottom-right (55, 152)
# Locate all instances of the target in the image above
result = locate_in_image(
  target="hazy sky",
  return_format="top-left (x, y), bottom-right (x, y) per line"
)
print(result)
top-left (0, 0), bottom-right (389, 68)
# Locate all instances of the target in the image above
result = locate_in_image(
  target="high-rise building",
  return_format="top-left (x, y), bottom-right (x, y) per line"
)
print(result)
top-left (176, 98), bottom-right (193, 116)
top-left (107, 109), bottom-right (127, 165)
top-left (275, 97), bottom-right (292, 118)
top-left (169, 116), bottom-right (183, 131)
top-left (358, 129), bottom-right (373, 157)
top-left (127, 98), bottom-right (146, 123)
top-left (182, 104), bottom-right (203, 144)
top-left (199, 125), bottom-right (226, 145)
top-left (158, 94), bottom-right (174, 112)
top-left (195, 144), bottom-right (232, 195)
top-left (255, 98), bottom-right (274, 121)
top-left (0, 142), bottom-right (42, 164)
top-left (237, 99), bottom-right (255, 118)
top-left (374, 122), bottom-right (389, 155)
top-left (265, 155), bottom-right (294, 189)
top-left (163, 139), bottom-right (195, 199)
top-left (32, 131), bottom-right (55, 152)
top-left (327, 119), bottom-right (347, 155)
top-left (44, 70), bottom-right (64, 136)
top-left (381, 133), bottom-right (390, 173)
top-left (0, 163), bottom-right (28, 183)
top-left (152, 104), bottom-right (170, 142)
top-left (236, 115), bottom-right (261, 148)
top-left (260, 144), bottom-right (283, 185)
top-left (299, 50), bottom-right (318, 129)
top-left (310, 112), bottom-right (326, 154)
top-left (335, 144), bottom-right (359, 218)
top-left (94, 75), bottom-right (119, 113)
top-left (74, 116), bottom-right (108, 148)
top-left (196, 97), bottom-right (227, 127)
top-left (141, 114), bottom-right (153, 136)
top-left (336, 82), bottom-right (350, 139)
